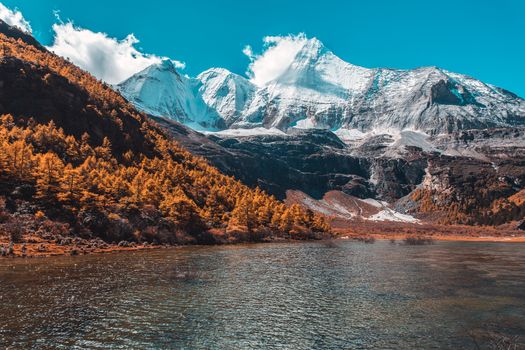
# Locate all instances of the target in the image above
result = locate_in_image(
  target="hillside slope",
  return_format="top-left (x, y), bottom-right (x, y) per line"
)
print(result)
top-left (153, 116), bottom-right (525, 227)
top-left (0, 23), bottom-right (329, 253)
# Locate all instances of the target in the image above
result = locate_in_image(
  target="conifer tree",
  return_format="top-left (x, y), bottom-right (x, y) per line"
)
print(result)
top-left (34, 152), bottom-right (64, 202)
top-left (160, 187), bottom-right (205, 233)
top-left (228, 195), bottom-right (256, 232)
top-left (80, 132), bottom-right (93, 158)
top-left (95, 137), bottom-right (112, 161)
top-left (57, 164), bottom-right (82, 209)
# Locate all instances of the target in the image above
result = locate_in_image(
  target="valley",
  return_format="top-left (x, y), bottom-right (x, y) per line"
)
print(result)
top-left (1, 16), bottom-right (525, 256)
top-left (1, 1), bottom-right (525, 348)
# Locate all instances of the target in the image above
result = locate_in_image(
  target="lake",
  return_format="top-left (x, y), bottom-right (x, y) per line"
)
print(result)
top-left (1, 240), bottom-right (524, 349)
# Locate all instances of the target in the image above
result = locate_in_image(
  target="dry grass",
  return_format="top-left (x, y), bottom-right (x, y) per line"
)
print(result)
top-left (0, 234), bottom-right (160, 258)
top-left (403, 236), bottom-right (435, 245)
top-left (333, 220), bottom-right (525, 242)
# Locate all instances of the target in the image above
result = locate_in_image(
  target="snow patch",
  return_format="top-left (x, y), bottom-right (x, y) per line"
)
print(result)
top-left (324, 200), bottom-right (355, 218)
top-left (294, 118), bottom-right (316, 129)
top-left (361, 197), bottom-right (420, 223)
top-left (206, 127), bottom-right (287, 138)
top-left (301, 196), bottom-right (332, 216)
top-left (362, 198), bottom-right (386, 208)
top-left (368, 167), bottom-right (379, 186)
top-left (334, 128), bottom-right (366, 142)
top-left (393, 130), bottom-right (437, 152)
top-left (369, 209), bottom-right (419, 223)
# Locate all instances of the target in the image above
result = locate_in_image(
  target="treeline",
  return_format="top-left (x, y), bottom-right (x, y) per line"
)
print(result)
top-left (411, 187), bottom-right (525, 226)
top-left (0, 116), bottom-right (328, 243)
top-left (408, 155), bottom-right (525, 226)
top-left (0, 30), bottom-right (329, 244)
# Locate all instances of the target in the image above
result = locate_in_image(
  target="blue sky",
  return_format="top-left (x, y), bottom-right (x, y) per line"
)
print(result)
top-left (2, 0), bottom-right (524, 96)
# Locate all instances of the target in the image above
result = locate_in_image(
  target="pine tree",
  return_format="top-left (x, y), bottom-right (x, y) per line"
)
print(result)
top-left (34, 152), bottom-right (64, 203)
top-left (228, 195), bottom-right (256, 232)
top-left (278, 209), bottom-right (293, 234)
top-left (160, 188), bottom-right (205, 233)
top-left (80, 132), bottom-right (93, 158)
top-left (95, 137), bottom-right (112, 161)
top-left (57, 164), bottom-right (82, 210)
top-left (9, 140), bottom-right (35, 182)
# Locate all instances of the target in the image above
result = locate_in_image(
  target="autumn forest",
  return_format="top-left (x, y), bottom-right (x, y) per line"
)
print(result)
top-left (0, 29), bottom-right (329, 252)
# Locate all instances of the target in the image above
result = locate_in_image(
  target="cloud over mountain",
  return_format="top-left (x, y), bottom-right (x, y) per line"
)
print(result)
top-left (0, 2), bottom-right (32, 33)
top-left (244, 34), bottom-right (308, 86)
top-left (47, 22), bottom-right (185, 84)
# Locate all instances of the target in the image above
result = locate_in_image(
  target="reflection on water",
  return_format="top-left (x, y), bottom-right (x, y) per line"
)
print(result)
top-left (0, 241), bottom-right (524, 349)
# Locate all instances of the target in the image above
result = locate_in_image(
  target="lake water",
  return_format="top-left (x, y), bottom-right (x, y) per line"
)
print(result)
top-left (1, 240), bottom-right (524, 349)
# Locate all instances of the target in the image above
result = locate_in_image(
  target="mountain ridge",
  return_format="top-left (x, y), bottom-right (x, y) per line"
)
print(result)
top-left (4, 20), bottom-right (525, 229)
top-left (117, 36), bottom-right (525, 135)
top-left (115, 34), bottom-right (525, 227)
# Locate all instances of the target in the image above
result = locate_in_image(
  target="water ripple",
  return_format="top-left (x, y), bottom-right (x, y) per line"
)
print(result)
top-left (1, 241), bottom-right (525, 349)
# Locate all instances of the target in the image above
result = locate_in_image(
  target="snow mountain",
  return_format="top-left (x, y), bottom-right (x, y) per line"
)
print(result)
top-left (196, 68), bottom-right (256, 126)
top-left (117, 60), bottom-right (225, 131)
top-left (117, 37), bottom-right (525, 135)
top-left (115, 34), bottom-right (525, 226)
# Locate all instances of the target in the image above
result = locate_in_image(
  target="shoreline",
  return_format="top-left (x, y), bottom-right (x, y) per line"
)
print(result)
top-left (332, 221), bottom-right (525, 243)
top-left (3, 231), bottom-right (525, 259)
top-left (337, 233), bottom-right (525, 243)
top-left (0, 240), bottom-right (164, 258)
top-left (0, 235), bottom-right (318, 259)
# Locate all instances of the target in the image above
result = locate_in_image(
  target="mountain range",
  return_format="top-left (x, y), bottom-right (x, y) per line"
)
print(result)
top-left (115, 36), bottom-right (525, 226)
top-left (117, 37), bottom-right (525, 136)
top-left (2, 18), bottom-right (525, 230)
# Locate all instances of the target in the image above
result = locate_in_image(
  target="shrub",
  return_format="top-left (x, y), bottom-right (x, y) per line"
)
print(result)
top-left (354, 235), bottom-right (376, 244)
top-left (403, 236), bottom-right (434, 245)
top-left (34, 210), bottom-right (46, 220)
top-left (363, 236), bottom-right (376, 244)
top-left (4, 217), bottom-right (24, 243)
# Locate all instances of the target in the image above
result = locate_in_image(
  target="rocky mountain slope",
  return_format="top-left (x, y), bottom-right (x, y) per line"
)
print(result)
top-left (152, 115), bottom-right (525, 226)
top-left (7, 18), bottom-right (522, 228)
top-left (117, 36), bottom-right (525, 227)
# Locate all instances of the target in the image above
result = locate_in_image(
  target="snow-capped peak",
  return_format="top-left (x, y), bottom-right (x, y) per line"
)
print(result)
top-left (116, 59), bottom-right (224, 131)
top-left (196, 68), bottom-right (256, 125)
top-left (118, 35), bottom-right (525, 134)
top-left (157, 59), bottom-right (180, 72)
top-left (277, 37), bottom-right (326, 75)
top-left (197, 67), bottom-right (250, 86)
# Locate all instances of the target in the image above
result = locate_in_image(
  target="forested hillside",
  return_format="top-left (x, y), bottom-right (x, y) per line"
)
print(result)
top-left (0, 24), bottom-right (329, 250)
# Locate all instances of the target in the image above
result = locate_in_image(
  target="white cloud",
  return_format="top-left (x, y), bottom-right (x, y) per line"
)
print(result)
top-left (244, 33), bottom-right (308, 86)
top-left (47, 22), bottom-right (185, 84)
top-left (242, 45), bottom-right (253, 59)
top-left (0, 2), bottom-right (32, 33)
